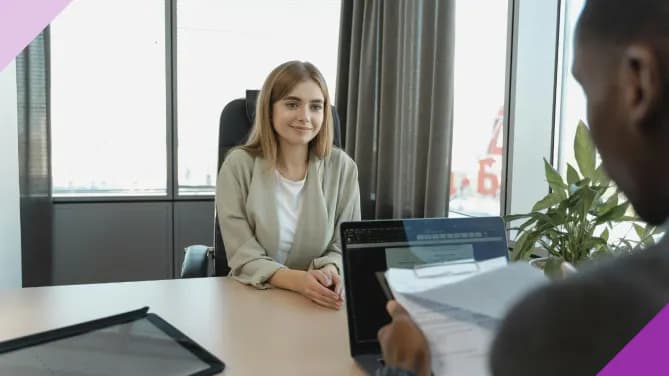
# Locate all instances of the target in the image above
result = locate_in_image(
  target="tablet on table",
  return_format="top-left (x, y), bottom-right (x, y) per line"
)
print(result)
top-left (0, 307), bottom-right (225, 376)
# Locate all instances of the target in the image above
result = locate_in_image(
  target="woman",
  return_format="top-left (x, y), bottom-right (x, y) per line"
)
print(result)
top-left (216, 61), bottom-right (361, 310)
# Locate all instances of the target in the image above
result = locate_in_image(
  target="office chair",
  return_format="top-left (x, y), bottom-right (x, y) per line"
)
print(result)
top-left (181, 90), bottom-right (342, 278)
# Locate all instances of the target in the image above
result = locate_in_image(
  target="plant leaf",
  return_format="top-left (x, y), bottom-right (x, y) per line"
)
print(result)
top-left (595, 202), bottom-right (630, 225)
top-left (593, 165), bottom-right (610, 186)
top-left (532, 212), bottom-right (562, 228)
top-left (503, 214), bottom-right (532, 222)
top-left (648, 225), bottom-right (665, 236)
top-left (582, 236), bottom-right (608, 251)
top-left (510, 231), bottom-right (538, 261)
top-left (532, 192), bottom-right (564, 211)
top-left (643, 235), bottom-right (656, 248)
top-left (633, 223), bottom-right (646, 240)
top-left (518, 217), bottom-right (538, 232)
top-left (544, 158), bottom-right (567, 194)
top-left (577, 187), bottom-right (597, 217)
top-left (546, 207), bottom-right (568, 226)
top-left (574, 121), bottom-right (596, 179)
top-left (596, 193), bottom-right (619, 215)
top-left (601, 228), bottom-right (609, 242)
top-left (566, 164), bottom-right (580, 185)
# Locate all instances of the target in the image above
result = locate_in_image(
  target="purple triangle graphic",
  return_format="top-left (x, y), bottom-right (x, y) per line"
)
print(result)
top-left (0, 0), bottom-right (73, 71)
top-left (598, 304), bottom-right (669, 375)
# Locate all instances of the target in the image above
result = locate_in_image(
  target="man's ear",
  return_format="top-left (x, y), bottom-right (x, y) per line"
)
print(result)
top-left (620, 45), bottom-right (661, 131)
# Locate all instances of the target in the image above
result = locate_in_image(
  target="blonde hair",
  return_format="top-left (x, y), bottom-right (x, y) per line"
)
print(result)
top-left (242, 61), bottom-right (334, 164)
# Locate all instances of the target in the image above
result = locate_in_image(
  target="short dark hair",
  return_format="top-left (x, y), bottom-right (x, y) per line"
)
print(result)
top-left (577, 0), bottom-right (669, 45)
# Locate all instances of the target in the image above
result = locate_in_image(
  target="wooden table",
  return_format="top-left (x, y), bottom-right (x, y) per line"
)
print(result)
top-left (0, 277), bottom-right (367, 375)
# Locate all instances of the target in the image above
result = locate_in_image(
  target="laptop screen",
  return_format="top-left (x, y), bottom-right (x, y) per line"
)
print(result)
top-left (341, 217), bottom-right (508, 356)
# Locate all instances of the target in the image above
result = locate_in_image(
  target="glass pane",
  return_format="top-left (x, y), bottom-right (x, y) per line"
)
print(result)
top-left (51, 0), bottom-right (167, 197)
top-left (556, 0), bottom-right (587, 175)
top-left (176, 0), bottom-right (341, 195)
top-left (449, 0), bottom-right (509, 217)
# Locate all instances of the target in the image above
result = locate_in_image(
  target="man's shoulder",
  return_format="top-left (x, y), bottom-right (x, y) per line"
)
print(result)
top-left (582, 242), bottom-right (669, 287)
top-left (490, 244), bottom-right (669, 376)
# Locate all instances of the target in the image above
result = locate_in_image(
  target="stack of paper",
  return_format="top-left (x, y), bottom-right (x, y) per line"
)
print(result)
top-left (386, 260), bottom-right (546, 375)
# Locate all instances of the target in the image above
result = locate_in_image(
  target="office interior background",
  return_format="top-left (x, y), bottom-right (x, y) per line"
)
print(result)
top-left (0, 0), bottom-right (589, 289)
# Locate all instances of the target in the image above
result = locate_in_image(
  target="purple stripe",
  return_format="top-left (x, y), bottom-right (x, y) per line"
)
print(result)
top-left (0, 0), bottom-right (73, 71)
top-left (599, 304), bottom-right (669, 375)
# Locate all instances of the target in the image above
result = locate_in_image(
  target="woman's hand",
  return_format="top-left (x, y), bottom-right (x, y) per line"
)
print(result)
top-left (299, 269), bottom-right (343, 310)
top-left (319, 264), bottom-right (343, 298)
top-left (268, 267), bottom-right (343, 310)
top-left (378, 300), bottom-right (431, 376)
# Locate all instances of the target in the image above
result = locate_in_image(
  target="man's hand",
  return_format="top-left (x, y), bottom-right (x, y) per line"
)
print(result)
top-left (299, 269), bottom-right (343, 310)
top-left (378, 300), bottom-right (431, 376)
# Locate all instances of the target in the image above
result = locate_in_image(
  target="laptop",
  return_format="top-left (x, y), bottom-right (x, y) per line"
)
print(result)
top-left (340, 216), bottom-right (508, 374)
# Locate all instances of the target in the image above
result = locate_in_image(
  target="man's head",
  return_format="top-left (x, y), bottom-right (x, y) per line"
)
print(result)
top-left (573, 0), bottom-right (669, 224)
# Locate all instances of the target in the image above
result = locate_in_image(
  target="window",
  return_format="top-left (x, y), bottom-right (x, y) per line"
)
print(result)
top-left (448, 0), bottom-right (509, 217)
top-left (555, 0), bottom-right (587, 175)
top-left (176, 0), bottom-right (341, 195)
top-left (50, 0), bottom-right (167, 197)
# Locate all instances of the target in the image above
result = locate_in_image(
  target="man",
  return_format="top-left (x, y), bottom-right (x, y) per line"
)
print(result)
top-left (377, 0), bottom-right (669, 375)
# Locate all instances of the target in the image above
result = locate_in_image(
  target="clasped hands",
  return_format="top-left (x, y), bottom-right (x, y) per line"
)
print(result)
top-left (298, 264), bottom-right (344, 310)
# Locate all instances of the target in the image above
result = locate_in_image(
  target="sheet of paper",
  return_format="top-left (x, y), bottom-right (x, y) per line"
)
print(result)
top-left (386, 256), bottom-right (508, 295)
top-left (385, 244), bottom-right (475, 269)
top-left (415, 262), bottom-right (547, 318)
top-left (387, 262), bottom-right (547, 375)
top-left (393, 292), bottom-right (496, 376)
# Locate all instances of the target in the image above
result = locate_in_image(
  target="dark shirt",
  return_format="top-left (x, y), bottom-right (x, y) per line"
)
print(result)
top-left (376, 366), bottom-right (416, 376)
top-left (378, 238), bottom-right (669, 375)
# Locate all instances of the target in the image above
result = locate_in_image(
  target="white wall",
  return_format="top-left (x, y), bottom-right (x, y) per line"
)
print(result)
top-left (0, 60), bottom-right (22, 289)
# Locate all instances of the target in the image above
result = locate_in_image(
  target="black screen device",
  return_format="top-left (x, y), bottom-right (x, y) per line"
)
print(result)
top-left (341, 216), bottom-right (508, 359)
top-left (0, 307), bottom-right (225, 376)
top-left (375, 272), bottom-right (395, 301)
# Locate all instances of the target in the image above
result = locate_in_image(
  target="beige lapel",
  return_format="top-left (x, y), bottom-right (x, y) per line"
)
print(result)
top-left (251, 157), bottom-right (280, 257)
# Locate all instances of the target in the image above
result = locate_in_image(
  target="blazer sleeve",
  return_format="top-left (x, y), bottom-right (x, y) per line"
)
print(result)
top-left (311, 156), bottom-right (362, 274)
top-left (216, 151), bottom-right (284, 289)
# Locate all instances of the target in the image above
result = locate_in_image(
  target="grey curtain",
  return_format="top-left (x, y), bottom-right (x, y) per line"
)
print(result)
top-left (336, 0), bottom-right (455, 219)
top-left (16, 29), bottom-right (53, 287)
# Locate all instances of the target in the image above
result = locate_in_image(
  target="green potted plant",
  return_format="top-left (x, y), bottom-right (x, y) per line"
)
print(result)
top-left (505, 121), bottom-right (662, 277)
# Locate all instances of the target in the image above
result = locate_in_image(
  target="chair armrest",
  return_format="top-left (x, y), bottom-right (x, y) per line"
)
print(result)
top-left (181, 245), bottom-right (214, 278)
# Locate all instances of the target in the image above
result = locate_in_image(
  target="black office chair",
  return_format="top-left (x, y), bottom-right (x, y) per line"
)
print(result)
top-left (181, 90), bottom-right (342, 278)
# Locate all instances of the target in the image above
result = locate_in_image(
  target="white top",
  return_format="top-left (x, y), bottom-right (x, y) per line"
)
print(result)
top-left (274, 170), bottom-right (306, 264)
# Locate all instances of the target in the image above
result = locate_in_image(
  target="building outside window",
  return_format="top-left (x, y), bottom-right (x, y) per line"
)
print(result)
top-left (448, 0), bottom-right (509, 217)
top-left (50, 0), bottom-right (167, 197)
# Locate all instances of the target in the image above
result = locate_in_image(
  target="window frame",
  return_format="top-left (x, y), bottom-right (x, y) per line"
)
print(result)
top-left (52, 0), bottom-right (344, 203)
top-left (502, 0), bottom-right (563, 216)
top-left (52, 0), bottom-right (176, 203)
top-left (51, 0), bottom-right (566, 209)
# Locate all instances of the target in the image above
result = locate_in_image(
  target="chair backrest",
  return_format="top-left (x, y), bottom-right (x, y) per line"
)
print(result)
top-left (214, 90), bottom-right (342, 276)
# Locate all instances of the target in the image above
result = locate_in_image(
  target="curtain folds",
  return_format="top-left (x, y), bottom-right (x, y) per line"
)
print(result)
top-left (16, 29), bottom-right (53, 287)
top-left (336, 0), bottom-right (456, 219)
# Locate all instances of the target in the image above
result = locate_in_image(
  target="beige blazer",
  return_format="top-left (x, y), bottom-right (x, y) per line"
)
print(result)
top-left (216, 147), bottom-right (361, 288)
